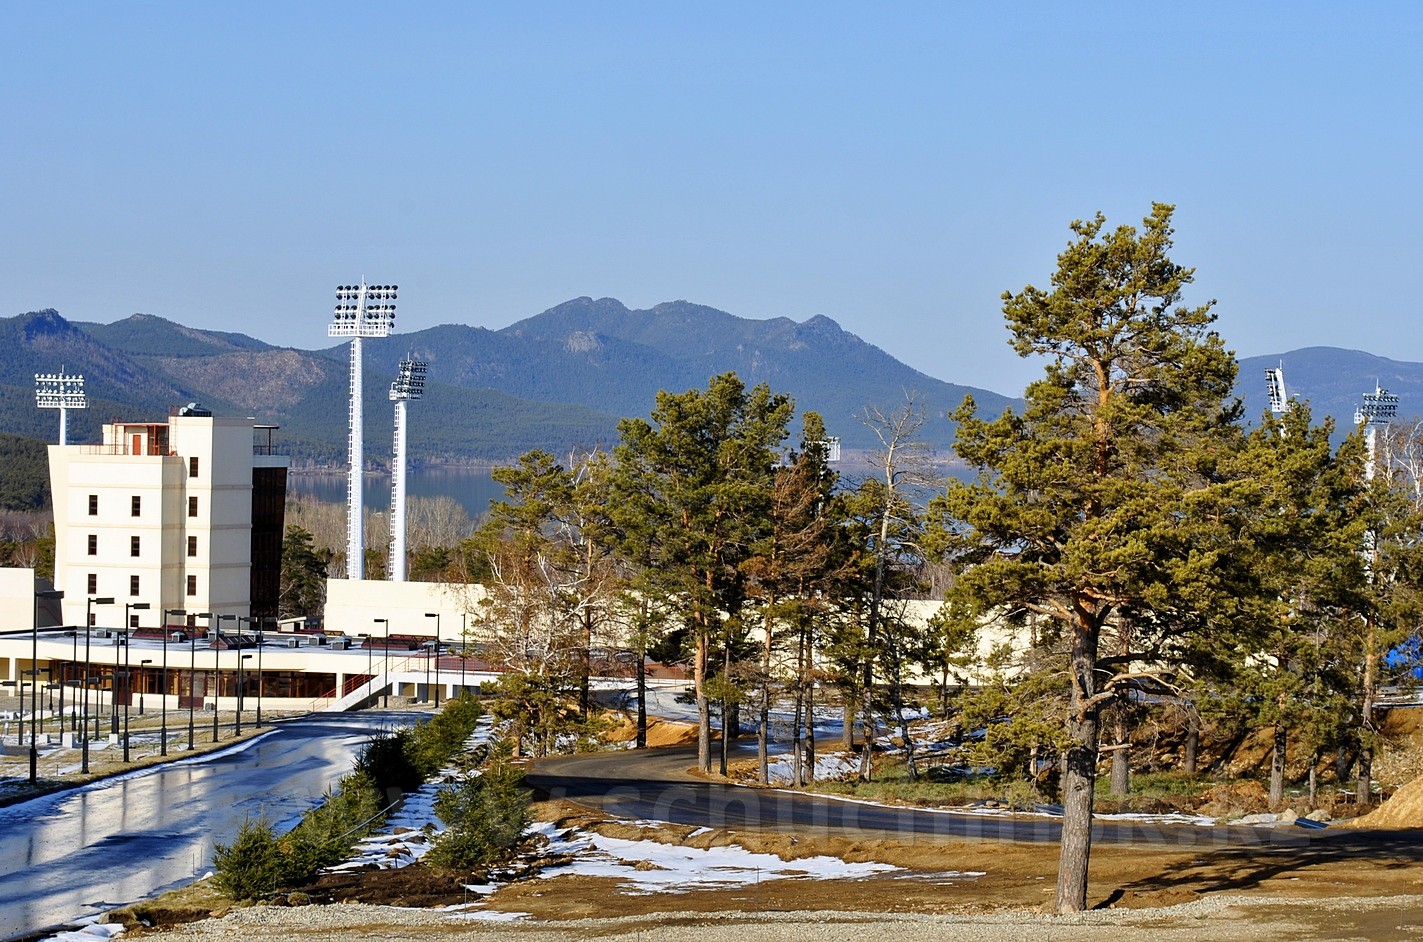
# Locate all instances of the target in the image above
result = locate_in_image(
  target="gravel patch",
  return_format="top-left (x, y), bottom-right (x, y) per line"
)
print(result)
top-left (140, 893), bottom-right (1423, 942)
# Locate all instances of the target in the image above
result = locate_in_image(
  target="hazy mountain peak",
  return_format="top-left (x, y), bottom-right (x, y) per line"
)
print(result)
top-left (20, 308), bottom-right (74, 341)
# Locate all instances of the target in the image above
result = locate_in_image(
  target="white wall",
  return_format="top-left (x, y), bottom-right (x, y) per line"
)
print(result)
top-left (324, 578), bottom-right (487, 640)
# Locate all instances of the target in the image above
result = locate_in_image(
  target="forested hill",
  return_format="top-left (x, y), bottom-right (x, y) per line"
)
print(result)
top-left (0, 301), bottom-right (1019, 462)
top-left (8, 301), bottom-right (1413, 467)
top-left (338, 297), bottom-right (1018, 450)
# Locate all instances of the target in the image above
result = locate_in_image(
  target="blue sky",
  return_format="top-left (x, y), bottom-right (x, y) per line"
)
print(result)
top-left (4, 2), bottom-right (1421, 396)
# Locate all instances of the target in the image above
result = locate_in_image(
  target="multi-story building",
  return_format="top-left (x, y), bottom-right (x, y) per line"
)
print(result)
top-left (47, 406), bottom-right (289, 628)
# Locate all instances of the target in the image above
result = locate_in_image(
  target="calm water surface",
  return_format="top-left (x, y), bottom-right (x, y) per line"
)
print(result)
top-left (287, 467), bottom-right (505, 521)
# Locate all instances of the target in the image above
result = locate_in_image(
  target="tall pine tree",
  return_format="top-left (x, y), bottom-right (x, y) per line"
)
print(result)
top-left (935, 204), bottom-right (1240, 912)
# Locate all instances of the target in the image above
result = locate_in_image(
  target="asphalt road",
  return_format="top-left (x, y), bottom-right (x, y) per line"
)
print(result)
top-left (0, 711), bottom-right (415, 941)
top-left (526, 744), bottom-right (1313, 849)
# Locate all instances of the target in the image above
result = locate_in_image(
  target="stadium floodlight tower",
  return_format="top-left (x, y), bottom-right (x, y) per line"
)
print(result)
top-left (35, 368), bottom-right (86, 445)
top-left (328, 280), bottom-right (397, 580)
top-left (1354, 382), bottom-right (1400, 483)
top-left (1264, 365), bottom-right (1290, 415)
top-left (388, 356), bottom-right (427, 582)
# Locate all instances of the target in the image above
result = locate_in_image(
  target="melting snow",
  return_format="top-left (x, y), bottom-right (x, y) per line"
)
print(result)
top-left (529, 822), bottom-right (903, 894)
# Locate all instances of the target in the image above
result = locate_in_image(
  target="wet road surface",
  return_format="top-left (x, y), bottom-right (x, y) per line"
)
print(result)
top-left (0, 711), bottom-right (414, 940)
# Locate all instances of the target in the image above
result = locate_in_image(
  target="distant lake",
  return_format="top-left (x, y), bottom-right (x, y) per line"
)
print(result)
top-left (287, 467), bottom-right (506, 521)
top-left (287, 462), bottom-right (977, 523)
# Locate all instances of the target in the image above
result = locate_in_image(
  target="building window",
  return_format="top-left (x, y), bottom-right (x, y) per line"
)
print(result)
top-left (87, 534), bottom-right (97, 556)
top-left (88, 612), bottom-right (96, 627)
top-left (87, 573), bottom-right (97, 594)
top-left (131, 495), bottom-right (141, 517)
top-left (186, 575), bottom-right (197, 597)
top-left (88, 495), bottom-right (98, 516)
top-left (189, 456), bottom-right (199, 478)
top-left (131, 535), bottom-right (141, 557)
top-left (188, 496), bottom-right (198, 517)
top-left (130, 575), bottom-right (140, 596)
top-left (129, 614), bottom-right (139, 628)
top-left (187, 535), bottom-right (198, 557)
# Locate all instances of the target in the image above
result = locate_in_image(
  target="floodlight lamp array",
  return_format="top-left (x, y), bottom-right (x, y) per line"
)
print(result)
top-left (390, 357), bottom-right (428, 401)
top-left (35, 371), bottom-right (87, 409)
top-left (329, 281), bottom-right (397, 338)
top-left (1356, 385), bottom-right (1400, 427)
top-left (1264, 367), bottom-right (1288, 414)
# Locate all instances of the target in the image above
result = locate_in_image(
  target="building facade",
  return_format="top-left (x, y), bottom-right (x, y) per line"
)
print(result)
top-left (47, 409), bottom-right (289, 628)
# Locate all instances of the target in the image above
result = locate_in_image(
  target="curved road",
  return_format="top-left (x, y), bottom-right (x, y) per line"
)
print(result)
top-left (0, 711), bottom-right (415, 941)
top-left (527, 745), bottom-right (1312, 850)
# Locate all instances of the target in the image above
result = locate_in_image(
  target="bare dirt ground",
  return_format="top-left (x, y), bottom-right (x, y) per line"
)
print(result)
top-left (102, 708), bottom-right (1423, 941)
top-left (115, 794), bottom-right (1423, 942)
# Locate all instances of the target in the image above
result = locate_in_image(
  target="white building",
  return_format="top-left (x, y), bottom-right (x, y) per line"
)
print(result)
top-left (47, 408), bottom-right (289, 629)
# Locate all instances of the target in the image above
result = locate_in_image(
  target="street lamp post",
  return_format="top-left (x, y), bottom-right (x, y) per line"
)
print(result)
top-left (31, 589), bottom-right (63, 784)
top-left (163, 609), bottom-right (184, 756)
top-left (424, 613), bottom-right (440, 706)
top-left (240, 616), bottom-right (265, 728)
top-left (216, 615), bottom-right (236, 742)
top-left (108, 654), bottom-right (119, 736)
top-left (81, 597), bottom-right (114, 774)
top-left (238, 655), bottom-right (252, 735)
top-left (187, 612), bottom-right (211, 750)
top-left (460, 612), bottom-right (468, 697)
top-left (138, 659), bottom-right (153, 715)
top-left (373, 618), bottom-right (389, 707)
top-left (122, 603), bottom-right (150, 762)
top-left (68, 628), bottom-right (78, 733)
top-left (120, 651), bottom-right (131, 763)
top-left (255, 618), bottom-right (265, 728)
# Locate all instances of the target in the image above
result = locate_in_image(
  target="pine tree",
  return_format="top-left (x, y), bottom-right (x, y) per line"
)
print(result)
top-left (935, 204), bottom-right (1240, 912)
top-left (611, 373), bottom-right (794, 773)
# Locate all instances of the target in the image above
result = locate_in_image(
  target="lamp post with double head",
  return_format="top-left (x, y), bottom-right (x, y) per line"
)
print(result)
top-left (373, 618), bottom-right (389, 707)
top-left (187, 612), bottom-right (212, 749)
top-left (31, 589), bottom-right (63, 784)
top-left (81, 597), bottom-right (114, 774)
top-left (424, 613), bottom-right (440, 707)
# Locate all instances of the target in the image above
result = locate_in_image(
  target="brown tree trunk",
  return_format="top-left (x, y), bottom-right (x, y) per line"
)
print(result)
top-left (1109, 708), bottom-right (1130, 797)
top-left (635, 652), bottom-right (647, 750)
top-left (696, 629), bottom-right (711, 773)
top-left (1269, 725), bottom-right (1287, 808)
top-left (842, 698), bottom-right (855, 750)
top-left (804, 667), bottom-right (816, 784)
top-left (1182, 714), bottom-right (1199, 775)
top-left (759, 611), bottom-right (772, 785)
top-left (1358, 616), bottom-right (1379, 809)
top-left (1054, 617), bottom-right (1100, 914)
top-left (719, 644), bottom-right (733, 777)
top-left (579, 608), bottom-right (592, 718)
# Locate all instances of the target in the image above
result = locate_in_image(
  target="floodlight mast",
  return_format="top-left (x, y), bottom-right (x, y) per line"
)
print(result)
top-left (328, 280), bottom-right (397, 580)
top-left (35, 369), bottom-right (87, 445)
top-left (1355, 382), bottom-right (1400, 573)
top-left (1264, 366), bottom-right (1289, 415)
top-left (388, 356), bottom-right (427, 582)
top-left (1354, 382), bottom-right (1399, 483)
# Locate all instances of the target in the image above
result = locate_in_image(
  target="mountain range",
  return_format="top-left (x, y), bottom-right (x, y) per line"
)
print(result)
top-left (1, 299), bottom-right (1418, 468)
top-left (1, 299), bottom-right (1015, 464)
